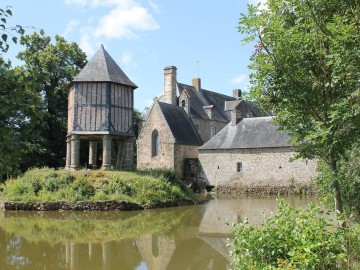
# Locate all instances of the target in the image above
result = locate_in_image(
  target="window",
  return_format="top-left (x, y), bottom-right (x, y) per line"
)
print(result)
top-left (195, 124), bottom-right (200, 130)
top-left (181, 100), bottom-right (186, 107)
top-left (152, 130), bottom-right (160, 157)
top-left (237, 162), bottom-right (243, 172)
top-left (210, 126), bottom-right (216, 138)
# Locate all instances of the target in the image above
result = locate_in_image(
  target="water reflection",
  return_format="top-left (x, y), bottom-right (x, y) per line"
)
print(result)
top-left (0, 197), bottom-right (315, 270)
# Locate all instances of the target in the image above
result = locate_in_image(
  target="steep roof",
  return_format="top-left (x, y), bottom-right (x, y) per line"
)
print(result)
top-left (73, 45), bottom-right (138, 88)
top-left (177, 83), bottom-right (235, 122)
top-left (199, 116), bottom-right (291, 150)
top-left (158, 102), bottom-right (203, 146)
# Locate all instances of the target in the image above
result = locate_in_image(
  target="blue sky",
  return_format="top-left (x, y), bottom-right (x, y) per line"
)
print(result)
top-left (5, 0), bottom-right (264, 111)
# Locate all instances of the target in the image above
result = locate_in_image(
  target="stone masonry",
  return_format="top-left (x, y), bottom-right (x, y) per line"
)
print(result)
top-left (199, 147), bottom-right (317, 193)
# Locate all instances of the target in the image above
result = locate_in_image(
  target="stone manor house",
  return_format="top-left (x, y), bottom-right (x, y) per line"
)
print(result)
top-left (66, 47), bottom-right (317, 192)
top-left (136, 66), bottom-right (317, 192)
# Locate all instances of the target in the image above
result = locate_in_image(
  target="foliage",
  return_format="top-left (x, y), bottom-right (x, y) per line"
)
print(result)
top-left (239, 0), bottom-right (360, 213)
top-left (230, 200), bottom-right (359, 269)
top-left (0, 6), bottom-right (25, 53)
top-left (317, 143), bottom-right (360, 218)
top-left (16, 32), bottom-right (87, 169)
top-left (2, 168), bottom-right (194, 204)
top-left (0, 57), bottom-right (45, 179)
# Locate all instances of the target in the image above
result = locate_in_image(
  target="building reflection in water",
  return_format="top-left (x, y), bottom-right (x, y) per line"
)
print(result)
top-left (0, 197), bottom-right (315, 270)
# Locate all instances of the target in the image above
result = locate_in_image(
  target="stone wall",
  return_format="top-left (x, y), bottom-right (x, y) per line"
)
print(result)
top-left (174, 144), bottom-right (199, 177)
top-left (198, 147), bottom-right (317, 194)
top-left (192, 118), bottom-right (228, 143)
top-left (137, 102), bottom-right (175, 171)
top-left (1, 199), bottom-right (206, 211)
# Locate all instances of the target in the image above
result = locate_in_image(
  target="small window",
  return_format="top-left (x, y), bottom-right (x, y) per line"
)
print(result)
top-left (152, 130), bottom-right (160, 157)
top-left (237, 162), bottom-right (242, 172)
top-left (181, 100), bottom-right (186, 107)
top-left (195, 124), bottom-right (200, 130)
top-left (210, 126), bottom-right (216, 138)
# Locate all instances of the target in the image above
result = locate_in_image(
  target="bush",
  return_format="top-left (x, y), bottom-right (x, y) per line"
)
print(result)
top-left (71, 178), bottom-right (95, 201)
top-left (2, 168), bottom-right (194, 204)
top-left (230, 200), bottom-right (349, 269)
top-left (317, 143), bottom-right (360, 218)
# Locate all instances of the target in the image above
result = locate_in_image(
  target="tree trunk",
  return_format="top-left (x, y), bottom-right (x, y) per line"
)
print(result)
top-left (329, 157), bottom-right (343, 216)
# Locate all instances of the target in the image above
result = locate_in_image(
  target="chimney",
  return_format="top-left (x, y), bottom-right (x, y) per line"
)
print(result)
top-left (231, 109), bottom-right (243, 126)
top-left (163, 66), bottom-right (177, 105)
top-left (233, 89), bottom-right (242, 100)
top-left (192, 78), bottom-right (201, 91)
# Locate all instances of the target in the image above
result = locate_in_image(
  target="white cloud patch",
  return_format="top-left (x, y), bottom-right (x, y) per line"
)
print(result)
top-left (64, 0), bottom-right (159, 54)
top-left (62, 20), bottom-right (81, 37)
top-left (149, 0), bottom-right (160, 13)
top-left (95, 5), bottom-right (159, 39)
top-left (248, 0), bottom-right (268, 10)
top-left (232, 74), bottom-right (250, 91)
top-left (232, 74), bottom-right (248, 84)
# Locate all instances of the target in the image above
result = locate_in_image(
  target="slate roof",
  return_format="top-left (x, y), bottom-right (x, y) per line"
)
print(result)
top-left (177, 83), bottom-right (235, 122)
top-left (199, 116), bottom-right (291, 150)
top-left (73, 45), bottom-right (138, 88)
top-left (158, 102), bottom-right (203, 146)
top-left (224, 100), bottom-right (263, 117)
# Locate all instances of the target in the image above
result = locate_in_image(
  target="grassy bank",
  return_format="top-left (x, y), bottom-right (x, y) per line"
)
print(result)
top-left (0, 168), bottom-right (194, 205)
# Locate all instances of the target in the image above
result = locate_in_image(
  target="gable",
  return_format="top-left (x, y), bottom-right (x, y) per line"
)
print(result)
top-left (158, 102), bottom-right (203, 146)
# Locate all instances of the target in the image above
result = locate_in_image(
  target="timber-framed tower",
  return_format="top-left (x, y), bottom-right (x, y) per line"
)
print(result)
top-left (65, 45), bottom-right (137, 170)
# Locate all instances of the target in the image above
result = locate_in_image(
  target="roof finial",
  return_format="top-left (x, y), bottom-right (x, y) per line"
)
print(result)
top-left (101, 44), bottom-right (104, 49)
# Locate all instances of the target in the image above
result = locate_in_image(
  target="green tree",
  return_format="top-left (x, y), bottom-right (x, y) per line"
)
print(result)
top-left (0, 58), bottom-right (44, 180)
top-left (0, 6), bottom-right (25, 53)
top-left (239, 0), bottom-right (360, 214)
top-left (16, 32), bottom-right (87, 169)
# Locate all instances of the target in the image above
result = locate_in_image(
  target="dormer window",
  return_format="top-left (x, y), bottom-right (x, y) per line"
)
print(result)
top-left (181, 100), bottom-right (186, 107)
top-left (203, 105), bottom-right (215, 119)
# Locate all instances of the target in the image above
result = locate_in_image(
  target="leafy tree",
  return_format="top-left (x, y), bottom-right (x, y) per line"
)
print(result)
top-left (0, 58), bottom-right (44, 180)
top-left (16, 32), bottom-right (87, 169)
top-left (239, 0), bottom-right (360, 214)
top-left (0, 6), bottom-right (25, 53)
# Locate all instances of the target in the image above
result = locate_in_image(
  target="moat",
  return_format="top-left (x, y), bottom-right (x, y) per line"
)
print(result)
top-left (0, 196), bottom-right (316, 270)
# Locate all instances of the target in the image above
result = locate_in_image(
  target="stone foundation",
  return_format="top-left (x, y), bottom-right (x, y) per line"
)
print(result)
top-left (1, 199), bottom-right (207, 211)
top-left (216, 184), bottom-right (317, 196)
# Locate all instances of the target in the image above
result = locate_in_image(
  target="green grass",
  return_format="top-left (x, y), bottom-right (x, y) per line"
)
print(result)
top-left (0, 167), bottom-right (194, 205)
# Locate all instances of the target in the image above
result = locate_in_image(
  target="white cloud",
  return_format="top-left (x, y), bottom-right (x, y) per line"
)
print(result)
top-left (62, 20), bottom-right (80, 37)
top-left (232, 74), bottom-right (248, 84)
top-left (79, 27), bottom-right (99, 56)
top-left (248, 0), bottom-right (268, 10)
top-left (64, 0), bottom-right (159, 54)
top-left (231, 74), bottom-right (250, 91)
top-left (149, 0), bottom-right (160, 13)
top-left (95, 6), bottom-right (159, 39)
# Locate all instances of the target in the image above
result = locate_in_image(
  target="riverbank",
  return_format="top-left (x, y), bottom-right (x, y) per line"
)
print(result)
top-left (0, 168), bottom-right (196, 210)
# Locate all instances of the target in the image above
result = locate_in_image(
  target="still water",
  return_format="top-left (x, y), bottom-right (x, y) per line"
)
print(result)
top-left (0, 196), bottom-right (316, 270)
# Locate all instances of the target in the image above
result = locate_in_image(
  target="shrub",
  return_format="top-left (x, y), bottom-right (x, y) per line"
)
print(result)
top-left (230, 200), bottom-right (348, 270)
top-left (71, 178), bottom-right (95, 201)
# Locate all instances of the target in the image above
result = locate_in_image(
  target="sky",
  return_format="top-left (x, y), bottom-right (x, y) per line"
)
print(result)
top-left (4, 0), bottom-right (265, 111)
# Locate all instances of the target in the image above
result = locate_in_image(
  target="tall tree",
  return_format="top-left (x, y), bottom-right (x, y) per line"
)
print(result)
top-left (17, 32), bottom-right (87, 169)
top-left (239, 0), bottom-right (360, 214)
top-left (0, 58), bottom-right (44, 180)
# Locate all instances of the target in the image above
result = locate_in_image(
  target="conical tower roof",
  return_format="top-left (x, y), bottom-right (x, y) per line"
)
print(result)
top-left (73, 45), bottom-right (137, 88)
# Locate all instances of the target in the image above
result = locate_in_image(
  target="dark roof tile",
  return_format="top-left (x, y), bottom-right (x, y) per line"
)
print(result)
top-left (199, 116), bottom-right (291, 150)
top-left (158, 102), bottom-right (203, 145)
top-left (73, 45), bottom-right (137, 88)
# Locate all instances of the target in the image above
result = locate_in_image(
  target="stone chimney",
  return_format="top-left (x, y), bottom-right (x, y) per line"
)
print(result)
top-left (192, 78), bottom-right (201, 91)
top-left (163, 66), bottom-right (177, 105)
top-left (233, 89), bottom-right (242, 100)
top-left (231, 109), bottom-right (241, 126)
